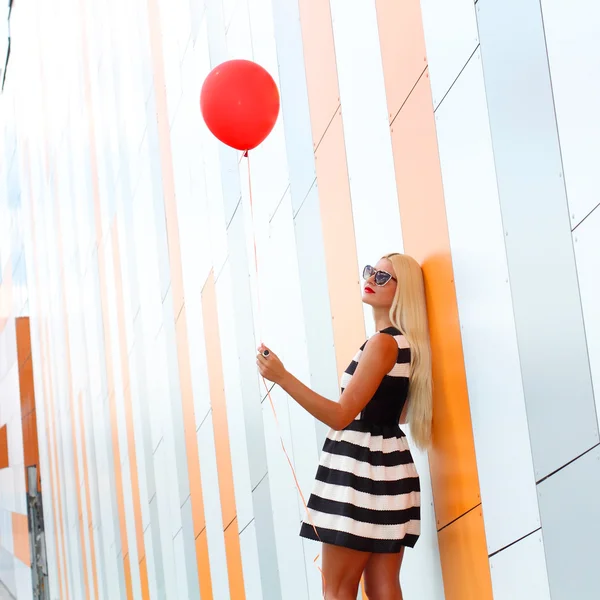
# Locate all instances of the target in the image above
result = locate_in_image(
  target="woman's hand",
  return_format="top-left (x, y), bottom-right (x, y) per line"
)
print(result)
top-left (256, 344), bottom-right (288, 385)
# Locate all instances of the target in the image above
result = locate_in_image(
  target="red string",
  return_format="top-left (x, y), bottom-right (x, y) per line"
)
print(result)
top-left (245, 151), bottom-right (326, 595)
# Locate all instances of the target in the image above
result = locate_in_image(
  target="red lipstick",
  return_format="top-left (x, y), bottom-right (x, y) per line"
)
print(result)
top-left (364, 286), bottom-right (375, 294)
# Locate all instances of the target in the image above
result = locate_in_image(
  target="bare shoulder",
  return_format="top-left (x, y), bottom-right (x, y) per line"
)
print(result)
top-left (361, 332), bottom-right (398, 367)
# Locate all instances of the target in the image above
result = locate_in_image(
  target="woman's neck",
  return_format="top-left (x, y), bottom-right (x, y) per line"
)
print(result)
top-left (373, 308), bottom-right (393, 332)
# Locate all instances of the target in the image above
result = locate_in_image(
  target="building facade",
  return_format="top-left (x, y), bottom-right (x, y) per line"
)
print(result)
top-left (0, 0), bottom-right (599, 599)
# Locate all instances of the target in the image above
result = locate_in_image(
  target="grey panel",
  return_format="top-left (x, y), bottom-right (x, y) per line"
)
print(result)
top-left (149, 495), bottom-right (167, 600)
top-left (293, 184), bottom-right (337, 450)
top-left (144, 91), bottom-right (172, 303)
top-left (271, 0), bottom-right (317, 211)
top-left (252, 475), bottom-right (283, 600)
top-left (477, 0), bottom-right (598, 479)
top-left (537, 447), bottom-right (600, 600)
top-left (180, 498), bottom-right (201, 600)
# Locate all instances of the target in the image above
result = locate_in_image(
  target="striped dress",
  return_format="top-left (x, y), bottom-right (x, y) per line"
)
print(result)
top-left (299, 326), bottom-right (420, 553)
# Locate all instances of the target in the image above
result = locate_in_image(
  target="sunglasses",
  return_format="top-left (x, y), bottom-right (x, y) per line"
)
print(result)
top-left (362, 265), bottom-right (397, 287)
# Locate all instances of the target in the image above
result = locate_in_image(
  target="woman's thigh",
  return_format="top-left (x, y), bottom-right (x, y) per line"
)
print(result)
top-left (363, 549), bottom-right (405, 600)
top-left (321, 542), bottom-right (371, 599)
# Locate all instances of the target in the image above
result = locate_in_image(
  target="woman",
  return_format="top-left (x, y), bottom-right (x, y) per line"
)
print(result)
top-left (256, 253), bottom-right (432, 600)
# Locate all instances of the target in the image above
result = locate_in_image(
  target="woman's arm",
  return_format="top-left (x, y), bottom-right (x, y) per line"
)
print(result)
top-left (257, 333), bottom-right (397, 430)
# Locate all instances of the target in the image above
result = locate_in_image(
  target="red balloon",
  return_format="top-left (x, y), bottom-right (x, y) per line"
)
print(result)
top-left (200, 60), bottom-right (280, 152)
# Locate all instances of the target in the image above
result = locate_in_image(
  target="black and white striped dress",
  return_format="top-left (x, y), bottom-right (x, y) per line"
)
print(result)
top-left (299, 326), bottom-right (420, 553)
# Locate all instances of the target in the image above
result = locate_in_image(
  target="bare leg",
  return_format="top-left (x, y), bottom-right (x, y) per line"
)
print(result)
top-left (363, 549), bottom-right (405, 600)
top-left (321, 543), bottom-right (371, 600)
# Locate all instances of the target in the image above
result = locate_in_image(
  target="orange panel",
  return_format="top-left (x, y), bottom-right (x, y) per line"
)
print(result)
top-left (12, 513), bottom-right (30, 567)
top-left (224, 520), bottom-right (246, 600)
top-left (124, 555), bottom-right (134, 600)
top-left (201, 273), bottom-right (246, 598)
top-left (79, 391), bottom-right (100, 600)
top-left (176, 310), bottom-right (207, 537)
top-left (54, 221), bottom-right (90, 599)
top-left (112, 221), bottom-right (150, 599)
top-left (385, 59), bottom-right (492, 600)
top-left (76, 0), bottom-right (133, 591)
top-left (314, 112), bottom-right (366, 377)
top-left (201, 274), bottom-right (237, 528)
top-left (297, 0), bottom-right (341, 147)
top-left (15, 317), bottom-right (32, 368)
top-left (0, 425), bottom-right (8, 469)
top-left (145, 0), bottom-right (213, 592)
top-left (375, 0), bottom-right (428, 121)
top-left (196, 530), bottom-right (214, 600)
top-left (42, 322), bottom-right (72, 599)
top-left (390, 74), bottom-right (481, 528)
top-left (438, 507), bottom-right (493, 600)
top-left (22, 411), bottom-right (39, 468)
top-left (18, 356), bottom-right (36, 419)
top-left (140, 557), bottom-right (150, 600)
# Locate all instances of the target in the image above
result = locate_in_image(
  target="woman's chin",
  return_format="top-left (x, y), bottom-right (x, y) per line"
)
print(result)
top-left (362, 293), bottom-right (375, 305)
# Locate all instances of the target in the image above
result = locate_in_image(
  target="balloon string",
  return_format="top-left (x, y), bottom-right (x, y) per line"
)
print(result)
top-left (245, 152), bottom-right (326, 595)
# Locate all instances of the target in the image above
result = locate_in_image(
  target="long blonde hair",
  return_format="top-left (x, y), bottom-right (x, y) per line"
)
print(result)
top-left (383, 253), bottom-right (432, 450)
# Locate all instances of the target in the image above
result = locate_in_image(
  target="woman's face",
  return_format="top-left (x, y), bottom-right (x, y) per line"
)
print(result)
top-left (362, 258), bottom-right (397, 309)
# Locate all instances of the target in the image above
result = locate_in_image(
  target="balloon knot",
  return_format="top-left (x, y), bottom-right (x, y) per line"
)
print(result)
top-left (243, 150), bottom-right (249, 158)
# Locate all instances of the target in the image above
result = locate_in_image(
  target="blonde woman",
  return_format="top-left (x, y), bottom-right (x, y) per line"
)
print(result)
top-left (257, 253), bottom-right (433, 600)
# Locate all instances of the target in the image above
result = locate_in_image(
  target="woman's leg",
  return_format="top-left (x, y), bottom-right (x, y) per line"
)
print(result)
top-left (363, 548), bottom-right (405, 600)
top-left (321, 542), bottom-right (371, 600)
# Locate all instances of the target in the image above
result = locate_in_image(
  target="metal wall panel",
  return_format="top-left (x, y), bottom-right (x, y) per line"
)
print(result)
top-left (573, 209), bottom-right (600, 425)
top-left (434, 52), bottom-right (541, 553)
top-left (541, 0), bottom-right (600, 228)
top-left (420, 0), bottom-right (479, 109)
top-left (489, 532), bottom-right (551, 600)
top-left (477, 0), bottom-right (598, 479)
top-left (538, 447), bottom-right (600, 600)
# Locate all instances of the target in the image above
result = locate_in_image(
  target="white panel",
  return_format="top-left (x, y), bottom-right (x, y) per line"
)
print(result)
top-left (153, 328), bottom-right (183, 540)
top-left (226, 0), bottom-right (253, 59)
top-left (0, 509), bottom-right (13, 554)
top-left (400, 439), bottom-right (445, 600)
top-left (197, 416), bottom-right (231, 600)
top-left (263, 194), bottom-right (320, 495)
top-left (573, 208), bottom-right (600, 427)
top-left (215, 262), bottom-right (255, 531)
top-left (246, 0), bottom-right (290, 220)
top-left (434, 52), bottom-right (540, 552)
top-left (0, 547), bottom-right (16, 599)
top-left (329, 0), bottom-right (404, 335)
top-left (14, 557), bottom-right (34, 600)
top-left (541, 0), bottom-right (600, 227)
top-left (8, 408), bottom-right (24, 469)
top-left (262, 193), bottom-right (321, 598)
top-left (490, 532), bottom-right (551, 600)
top-left (420, 0), bottom-right (479, 109)
top-left (152, 440), bottom-right (178, 596)
top-left (157, 0), bottom-right (184, 126)
top-left (127, 345), bottom-right (152, 533)
top-left (12, 464), bottom-right (26, 516)
top-left (199, 119), bottom-right (229, 278)
top-left (239, 520), bottom-right (264, 600)
top-left (261, 396), bottom-right (312, 600)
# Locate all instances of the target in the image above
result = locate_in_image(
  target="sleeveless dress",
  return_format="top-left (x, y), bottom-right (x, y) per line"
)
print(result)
top-left (299, 326), bottom-right (421, 553)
